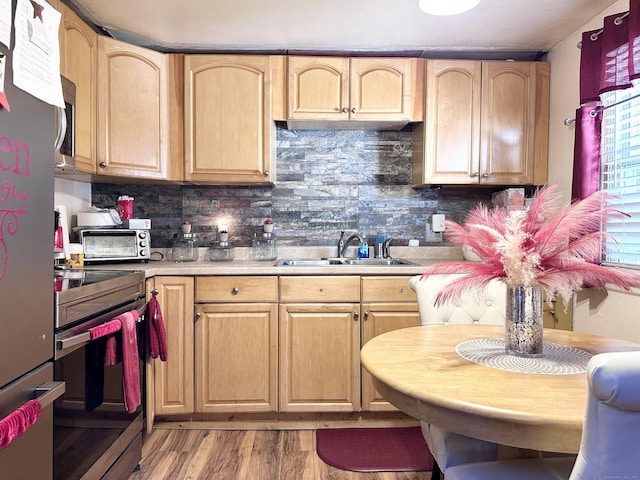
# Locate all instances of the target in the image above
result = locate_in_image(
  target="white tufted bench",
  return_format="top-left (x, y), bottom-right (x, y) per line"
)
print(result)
top-left (409, 274), bottom-right (506, 326)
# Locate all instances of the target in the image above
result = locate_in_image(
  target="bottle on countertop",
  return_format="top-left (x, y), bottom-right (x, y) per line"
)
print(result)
top-left (358, 240), bottom-right (369, 259)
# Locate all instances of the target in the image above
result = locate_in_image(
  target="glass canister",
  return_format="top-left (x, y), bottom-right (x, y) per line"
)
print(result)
top-left (252, 232), bottom-right (277, 261)
top-left (172, 233), bottom-right (198, 262)
top-left (208, 241), bottom-right (234, 262)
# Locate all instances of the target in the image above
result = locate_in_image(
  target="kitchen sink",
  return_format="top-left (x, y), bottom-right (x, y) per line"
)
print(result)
top-left (274, 258), bottom-right (417, 266)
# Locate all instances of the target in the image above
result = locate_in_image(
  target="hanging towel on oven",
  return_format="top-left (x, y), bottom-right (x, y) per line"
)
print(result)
top-left (116, 310), bottom-right (141, 413)
top-left (88, 319), bottom-right (121, 368)
top-left (147, 290), bottom-right (168, 361)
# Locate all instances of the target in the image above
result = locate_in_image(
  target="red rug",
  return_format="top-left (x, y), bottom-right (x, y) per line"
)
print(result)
top-left (316, 426), bottom-right (434, 472)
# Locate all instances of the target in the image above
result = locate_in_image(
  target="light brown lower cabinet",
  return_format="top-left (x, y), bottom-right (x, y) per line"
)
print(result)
top-left (278, 275), bottom-right (419, 413)
top-left (149, 274), bottom-right (419, 421)
top-left (195, 303), bottom-right (278, 413)
top-left (279, 302), bottom-right (361, 412)
top-left (150, 276), bottom-right (195, 416)
top-left (195, 276), bottom-right (278, 413)
top-left (361, 276), bottom-right (420, 411)
top-left (279, 276), bottom-right (361, 412)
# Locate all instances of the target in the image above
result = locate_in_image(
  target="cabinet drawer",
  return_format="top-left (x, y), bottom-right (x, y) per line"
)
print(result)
top-left (361, 276), bottom-right (416, 302)
top-left (196, 276), bottom-right (278, 302)
top-left (280, 276), bottom-right (360, 302)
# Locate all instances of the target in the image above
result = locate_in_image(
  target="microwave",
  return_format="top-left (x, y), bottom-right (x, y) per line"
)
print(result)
top-left (78, 229), bottom-right (151, 263)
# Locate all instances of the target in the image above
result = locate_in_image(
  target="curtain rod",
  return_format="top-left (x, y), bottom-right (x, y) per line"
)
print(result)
top-left (576, 11), bottom-right (629, 49)
top-left (564, 91), bottom-right (640, 126)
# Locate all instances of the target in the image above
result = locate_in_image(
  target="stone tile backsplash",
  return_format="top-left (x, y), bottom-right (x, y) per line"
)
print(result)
top-left (92, 126), bottom-right (497, 248)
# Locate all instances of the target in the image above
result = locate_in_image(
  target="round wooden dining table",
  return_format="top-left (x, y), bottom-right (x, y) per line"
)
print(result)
top-left (360, 324), bottom-right (640, 453)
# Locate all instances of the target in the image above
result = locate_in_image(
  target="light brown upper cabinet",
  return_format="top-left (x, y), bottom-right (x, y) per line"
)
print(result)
top-left (285, 56), bottom-right (424, 130)
top-left (96, 37), bottom-right (183, 181)
top-left (412, 60), bottom-right (549, 186)
top-left (58, 3), bottom-right (97, 174)
top-left (184, 55), bottom-right (284, 184)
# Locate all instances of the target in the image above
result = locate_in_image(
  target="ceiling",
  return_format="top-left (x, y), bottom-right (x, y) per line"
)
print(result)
top-left (67, 0), bottom-right (619, 58)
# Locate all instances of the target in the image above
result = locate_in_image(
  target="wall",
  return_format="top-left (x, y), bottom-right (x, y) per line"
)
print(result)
top-left (547, 0), bottom-right (640, 341)
top-left (54, 177), bottom-right (91, 231)
top-left (92, 127), bottom-right (497, 248)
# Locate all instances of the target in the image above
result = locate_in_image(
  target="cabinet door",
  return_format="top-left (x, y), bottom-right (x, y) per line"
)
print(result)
top-left (59, 4), bottom-right (97, 173)
top-left (361, 303), bottom-right (420, 411)
top-left (413, 60), bottom-right (481, 185)
top-left (96, 37), bottom-right (171, 179)
top-left (350, 58), bottom-right (422, 122)
top-left (195, 303), bottom-right (278, 413)
top-left (153, 276), bottom-right (194, 415)
top-left (287, 56), bottom-right (350, 120)
top-left (280, 303), bottom-right (360, 412)
top-left (184, 55), bottom-right (275, 184)
top-left (480, 62), bottom-right (537, 185)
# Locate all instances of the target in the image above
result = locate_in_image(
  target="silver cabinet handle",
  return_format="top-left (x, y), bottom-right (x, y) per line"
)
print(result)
top-left (482, 172), bottom-right (489, 178)
top-left (35, 381), bottom-right (65, 408)
top-left (351, 107), bottom-right (356, 114)
top-left (231, 287), bottom-right (239, 295)
top-left (99, 162), bottom-right (107, 168)
top-left (264, 171), bottom-right (269, 177)
top-left (341, 107), bottom-right (348, 113)
top-left (471, 172), bottom-right (479, 177)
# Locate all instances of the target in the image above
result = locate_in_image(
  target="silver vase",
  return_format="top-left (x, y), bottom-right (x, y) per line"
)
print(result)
top-left (505, 285), bottom-right (544, 357)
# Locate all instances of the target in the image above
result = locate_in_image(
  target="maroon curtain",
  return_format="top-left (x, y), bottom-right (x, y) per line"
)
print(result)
top-left (573, 0), bottom-right (640, 200)
top-left (571, 105), bottom-right (602, 199)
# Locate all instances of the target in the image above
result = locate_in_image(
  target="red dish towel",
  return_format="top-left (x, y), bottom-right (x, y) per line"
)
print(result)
top-left (88, 319), bottom-right (121, 340)
top-left (147, 291), bottom-right (168, 361)
top-left (0, 399), bottom-right (42, 450)
top-left (89, 319), bottom-right (122, 365)
top-left (117, 310), bottom-right (141, 413)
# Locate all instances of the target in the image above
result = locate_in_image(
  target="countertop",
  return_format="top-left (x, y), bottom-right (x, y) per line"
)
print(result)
top-left (84, 246), bottom-right (464, 277)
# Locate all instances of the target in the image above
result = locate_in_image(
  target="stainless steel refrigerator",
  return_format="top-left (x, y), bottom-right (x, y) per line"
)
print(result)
top-left (0, 1), bottom-right (64, 478)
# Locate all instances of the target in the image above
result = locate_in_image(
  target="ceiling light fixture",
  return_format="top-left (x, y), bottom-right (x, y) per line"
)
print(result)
top-left (418, 0), bottom-right (481, 16)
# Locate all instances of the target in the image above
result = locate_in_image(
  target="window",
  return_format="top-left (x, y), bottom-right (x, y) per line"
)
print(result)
top-left (601, 81), bottom-right (640, 267)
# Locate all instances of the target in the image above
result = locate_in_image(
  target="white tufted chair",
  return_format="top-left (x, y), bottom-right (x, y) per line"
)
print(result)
top-left (409, 274), bottom-right (513, 479)
top-left (444, 350), bottom-right (640, 480)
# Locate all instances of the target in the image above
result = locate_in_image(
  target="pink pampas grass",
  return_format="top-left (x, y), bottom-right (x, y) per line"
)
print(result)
top-left (423, 184), bottom-right (640, 306)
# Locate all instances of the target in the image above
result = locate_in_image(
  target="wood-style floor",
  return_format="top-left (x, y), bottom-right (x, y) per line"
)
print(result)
top-left (128, 429), bottom-right (432, 480)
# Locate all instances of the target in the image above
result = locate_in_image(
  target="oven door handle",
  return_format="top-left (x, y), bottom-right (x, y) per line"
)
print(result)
top-left (35, 381), bottom-right (65, 408)
top-left (57, 310), bottom-right (147, 352)
top-left (57, 331), bottom-right (92, 350)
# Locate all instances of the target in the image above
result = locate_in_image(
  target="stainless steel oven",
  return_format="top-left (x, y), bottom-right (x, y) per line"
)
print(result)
top-left (53, 269), bottom-right (146, 480)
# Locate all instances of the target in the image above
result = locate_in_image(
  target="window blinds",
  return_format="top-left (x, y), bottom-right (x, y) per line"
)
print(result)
top-left (601, 82), bottom-right (640, 267)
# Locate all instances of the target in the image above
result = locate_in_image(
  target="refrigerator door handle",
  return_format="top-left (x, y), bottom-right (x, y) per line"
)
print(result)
top-left (35, 381), bottom-right (65, 408)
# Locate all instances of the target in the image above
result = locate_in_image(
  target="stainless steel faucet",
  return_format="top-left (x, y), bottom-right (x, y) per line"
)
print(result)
top-left (337, 231), bottom-right (363, 258)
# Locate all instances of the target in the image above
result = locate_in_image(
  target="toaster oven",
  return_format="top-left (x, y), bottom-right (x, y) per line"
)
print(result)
top-left (78, 229), bottom-right (150, 263)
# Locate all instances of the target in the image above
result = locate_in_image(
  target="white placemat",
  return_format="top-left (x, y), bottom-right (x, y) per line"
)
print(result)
top-left (455, 338), bottom-right (592, 375)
